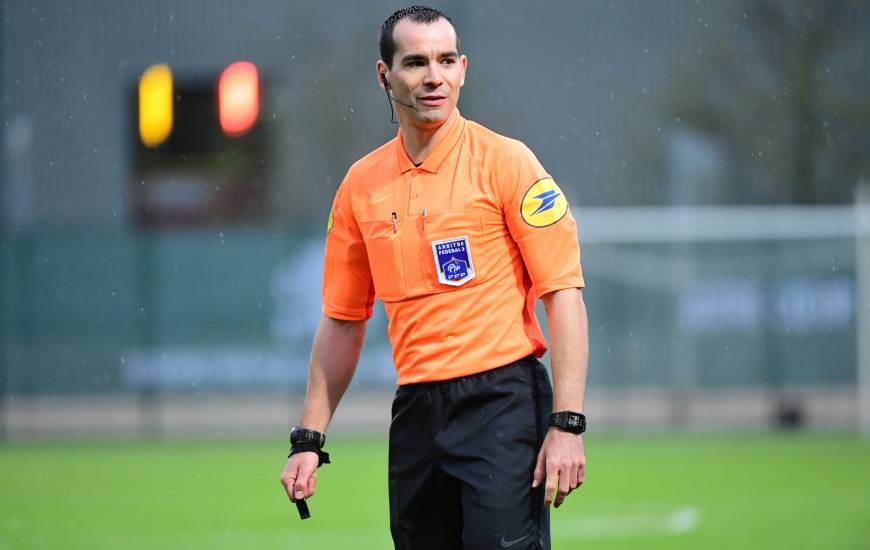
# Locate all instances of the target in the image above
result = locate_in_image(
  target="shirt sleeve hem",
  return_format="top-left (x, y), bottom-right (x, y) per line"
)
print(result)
top-left (533, 275), bottom-right (586, 299)
top-left (322, 303), bottom-right (373, 321)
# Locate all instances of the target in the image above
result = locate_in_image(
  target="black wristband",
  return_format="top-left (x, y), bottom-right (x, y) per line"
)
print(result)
top-left (289, 443), bottom-right (331, 467)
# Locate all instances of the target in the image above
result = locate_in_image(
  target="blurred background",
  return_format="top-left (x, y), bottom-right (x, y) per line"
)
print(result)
top-left (3, 0), bottom-right (869, 438)
top-left (2, 1), bottom-right (870, 548)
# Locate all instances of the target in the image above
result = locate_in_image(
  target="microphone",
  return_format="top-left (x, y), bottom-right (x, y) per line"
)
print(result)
top-left (389, 91), bottom-right (416, 110)
top-left (381, 73), bottom-right (416, 122)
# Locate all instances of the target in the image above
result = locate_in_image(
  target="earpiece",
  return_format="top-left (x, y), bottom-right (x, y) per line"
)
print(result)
top-left (379, 70), bottom-right (414, 121)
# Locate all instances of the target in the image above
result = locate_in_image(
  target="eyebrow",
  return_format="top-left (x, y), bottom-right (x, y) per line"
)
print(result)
top-left (400, 51), bottom-right (459, 64)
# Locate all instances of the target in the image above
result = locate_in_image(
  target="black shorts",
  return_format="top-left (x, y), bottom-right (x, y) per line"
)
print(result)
top-left (388, 355), bottom-right (553, 550)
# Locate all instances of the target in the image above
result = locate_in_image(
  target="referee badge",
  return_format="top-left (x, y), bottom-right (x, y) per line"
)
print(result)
top-left (431, 236), bottom-right (475, 286)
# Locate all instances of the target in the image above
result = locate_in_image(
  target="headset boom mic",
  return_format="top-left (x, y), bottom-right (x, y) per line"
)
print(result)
top-left (389, 92), bottom-right (416, 110)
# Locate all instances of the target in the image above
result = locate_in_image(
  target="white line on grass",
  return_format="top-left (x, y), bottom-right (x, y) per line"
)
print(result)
top-left (554, 506), bottom-right (701, 539)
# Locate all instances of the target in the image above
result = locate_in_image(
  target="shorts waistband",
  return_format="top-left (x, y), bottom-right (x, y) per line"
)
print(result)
top-left (397, 354), bottom-right (539, 389)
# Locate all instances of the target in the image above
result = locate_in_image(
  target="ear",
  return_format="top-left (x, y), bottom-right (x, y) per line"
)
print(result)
top-left (376, 60), bottom-right (389, 91)
top-left (459, 55), bottom-right (468, 87)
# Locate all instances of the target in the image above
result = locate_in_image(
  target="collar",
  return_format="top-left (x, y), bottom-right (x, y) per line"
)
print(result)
top-left (395, 110), bottom-right (466, 174)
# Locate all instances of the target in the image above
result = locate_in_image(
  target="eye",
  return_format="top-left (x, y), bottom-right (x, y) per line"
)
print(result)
top-left (441, 58), bottom-right (456, 65)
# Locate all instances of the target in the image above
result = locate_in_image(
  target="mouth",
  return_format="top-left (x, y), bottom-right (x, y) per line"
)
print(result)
top-left (418, 94), bottom-right (447, 107)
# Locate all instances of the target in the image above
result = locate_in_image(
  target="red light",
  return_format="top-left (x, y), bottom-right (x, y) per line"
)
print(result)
top-left (219, 61), bottom-right (259, 136)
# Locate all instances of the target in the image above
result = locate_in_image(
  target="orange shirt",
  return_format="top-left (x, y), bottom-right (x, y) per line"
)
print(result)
top-left (323, 111), bottom-right (585, 384)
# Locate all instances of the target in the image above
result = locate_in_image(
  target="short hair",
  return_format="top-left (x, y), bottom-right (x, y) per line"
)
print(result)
top-left (379, 5), bottom-right (459, 68)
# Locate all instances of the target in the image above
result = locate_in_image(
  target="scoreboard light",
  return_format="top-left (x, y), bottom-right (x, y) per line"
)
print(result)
top-left (138, 64), bottom-right (174, 148)
top-left (219, 61), bottom-right (260, 137)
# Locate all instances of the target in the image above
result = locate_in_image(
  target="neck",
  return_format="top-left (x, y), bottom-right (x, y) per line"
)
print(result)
top-left (400, 110), bottom-right (458, 165)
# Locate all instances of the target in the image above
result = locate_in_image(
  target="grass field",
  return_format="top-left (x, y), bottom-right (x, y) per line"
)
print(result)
top-left (1, 433), bottom-right (869, 549)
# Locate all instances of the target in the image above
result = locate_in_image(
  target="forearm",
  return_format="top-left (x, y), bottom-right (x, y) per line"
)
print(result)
top-left (299, 315), bottom-right (367, 431)
top-left (543, 287), bottom-right (589, 412)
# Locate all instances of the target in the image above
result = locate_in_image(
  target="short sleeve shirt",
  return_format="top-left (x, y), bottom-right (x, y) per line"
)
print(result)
top-left (323, 111), bottom-right (585, 384)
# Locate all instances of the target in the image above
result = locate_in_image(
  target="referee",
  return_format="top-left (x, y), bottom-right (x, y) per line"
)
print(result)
top-left (280, 6), bottom-right (589, 549)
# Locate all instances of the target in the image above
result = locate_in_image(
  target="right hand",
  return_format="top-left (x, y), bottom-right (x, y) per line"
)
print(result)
top-left (280, 451), bottom-right (320, 502)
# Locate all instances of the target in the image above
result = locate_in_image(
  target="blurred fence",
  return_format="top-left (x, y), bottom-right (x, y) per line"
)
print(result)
top-left (0, 204), bottom-right (867, 437)
top-left (579, 205), bottom-right (865, 432)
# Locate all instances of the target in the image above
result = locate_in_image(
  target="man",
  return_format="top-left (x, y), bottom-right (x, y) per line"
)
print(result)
top-left (280, 6), bottom-right (589, 549)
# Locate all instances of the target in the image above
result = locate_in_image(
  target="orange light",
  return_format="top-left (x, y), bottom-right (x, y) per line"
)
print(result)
top-left (219, 61), bottom-right (259, 137)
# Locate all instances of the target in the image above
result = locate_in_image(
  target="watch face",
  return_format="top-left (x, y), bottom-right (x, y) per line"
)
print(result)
top-left (291, 427), bottom-right (312, 444)
top-left (290, 427), bottom-right (325, 447)
top-left (550, 412), bottom-right (585, 434)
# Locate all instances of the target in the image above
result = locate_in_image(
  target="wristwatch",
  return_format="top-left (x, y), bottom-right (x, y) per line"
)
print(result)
top-left (290, 426), bottom-right (326, 448)
top-left (549, 411), bottom-right (586, 434)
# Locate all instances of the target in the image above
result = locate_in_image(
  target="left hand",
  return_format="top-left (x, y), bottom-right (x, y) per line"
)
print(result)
top-left (532, 428), bottom-right (585, 508)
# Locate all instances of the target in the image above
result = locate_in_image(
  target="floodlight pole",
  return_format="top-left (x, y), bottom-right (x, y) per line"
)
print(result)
top-left (0, 17), bottom-right (8, 440)
top-left (856, 182), bottom-right (870, 438)
top-left (0, 15), bottom-right (5, 440)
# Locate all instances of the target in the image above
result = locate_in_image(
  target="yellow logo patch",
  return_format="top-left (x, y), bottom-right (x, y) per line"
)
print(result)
top-left (327, 210), bottom-right (334, 234)
top-left (520, 177), bottom-right (569, 227)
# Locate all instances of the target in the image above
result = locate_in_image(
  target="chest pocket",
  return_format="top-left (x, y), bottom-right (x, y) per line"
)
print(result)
top-left (359, 218), bottom-right (406, 301)
top-left (420, 210), bottom-right (486, 294)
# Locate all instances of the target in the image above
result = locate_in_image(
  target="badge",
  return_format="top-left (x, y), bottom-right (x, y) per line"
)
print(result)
top-left (520, 177), bottom-right (569, 228)
top-left (431, 235), bottom-right (475, 286)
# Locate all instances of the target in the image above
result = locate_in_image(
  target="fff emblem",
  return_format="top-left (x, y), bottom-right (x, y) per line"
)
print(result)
top-left (431, 235), bottom-right (475, 286)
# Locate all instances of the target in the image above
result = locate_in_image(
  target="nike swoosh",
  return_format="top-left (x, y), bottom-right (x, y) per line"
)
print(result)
top-left (500, 531), bottom-right (532, 548)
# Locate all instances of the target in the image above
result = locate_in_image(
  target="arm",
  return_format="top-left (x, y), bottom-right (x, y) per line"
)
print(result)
top-left (280, 314), bottom-right (367, 502)
top-left (532, 287), bottom-right (589, 508)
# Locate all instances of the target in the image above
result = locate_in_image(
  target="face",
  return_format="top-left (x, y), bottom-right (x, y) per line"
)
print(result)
top-left (377, 18), bottom-right (467, 129)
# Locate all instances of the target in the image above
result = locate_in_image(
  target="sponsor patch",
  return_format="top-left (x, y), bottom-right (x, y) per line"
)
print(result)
top-left (431, 235), bottom-right (475, 286)
top-left (520, 177), bottom-right (569, 228)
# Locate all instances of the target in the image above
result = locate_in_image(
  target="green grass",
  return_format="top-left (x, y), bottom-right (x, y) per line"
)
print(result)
top-left (1, 434), bottom-right (869, 549)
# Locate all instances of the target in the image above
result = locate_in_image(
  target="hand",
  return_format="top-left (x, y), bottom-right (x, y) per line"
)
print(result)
top-left (532, 428), bottom-right (585, 508)
top-left (280, 451), bottom-right (320, 502)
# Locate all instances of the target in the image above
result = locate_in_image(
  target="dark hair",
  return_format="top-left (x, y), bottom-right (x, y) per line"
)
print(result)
top-left (379, 5), bottom-right (459, 68)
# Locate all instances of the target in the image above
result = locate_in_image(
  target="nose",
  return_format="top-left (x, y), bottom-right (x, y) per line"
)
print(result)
top-left (423, 62), bottom-right (443, 87)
